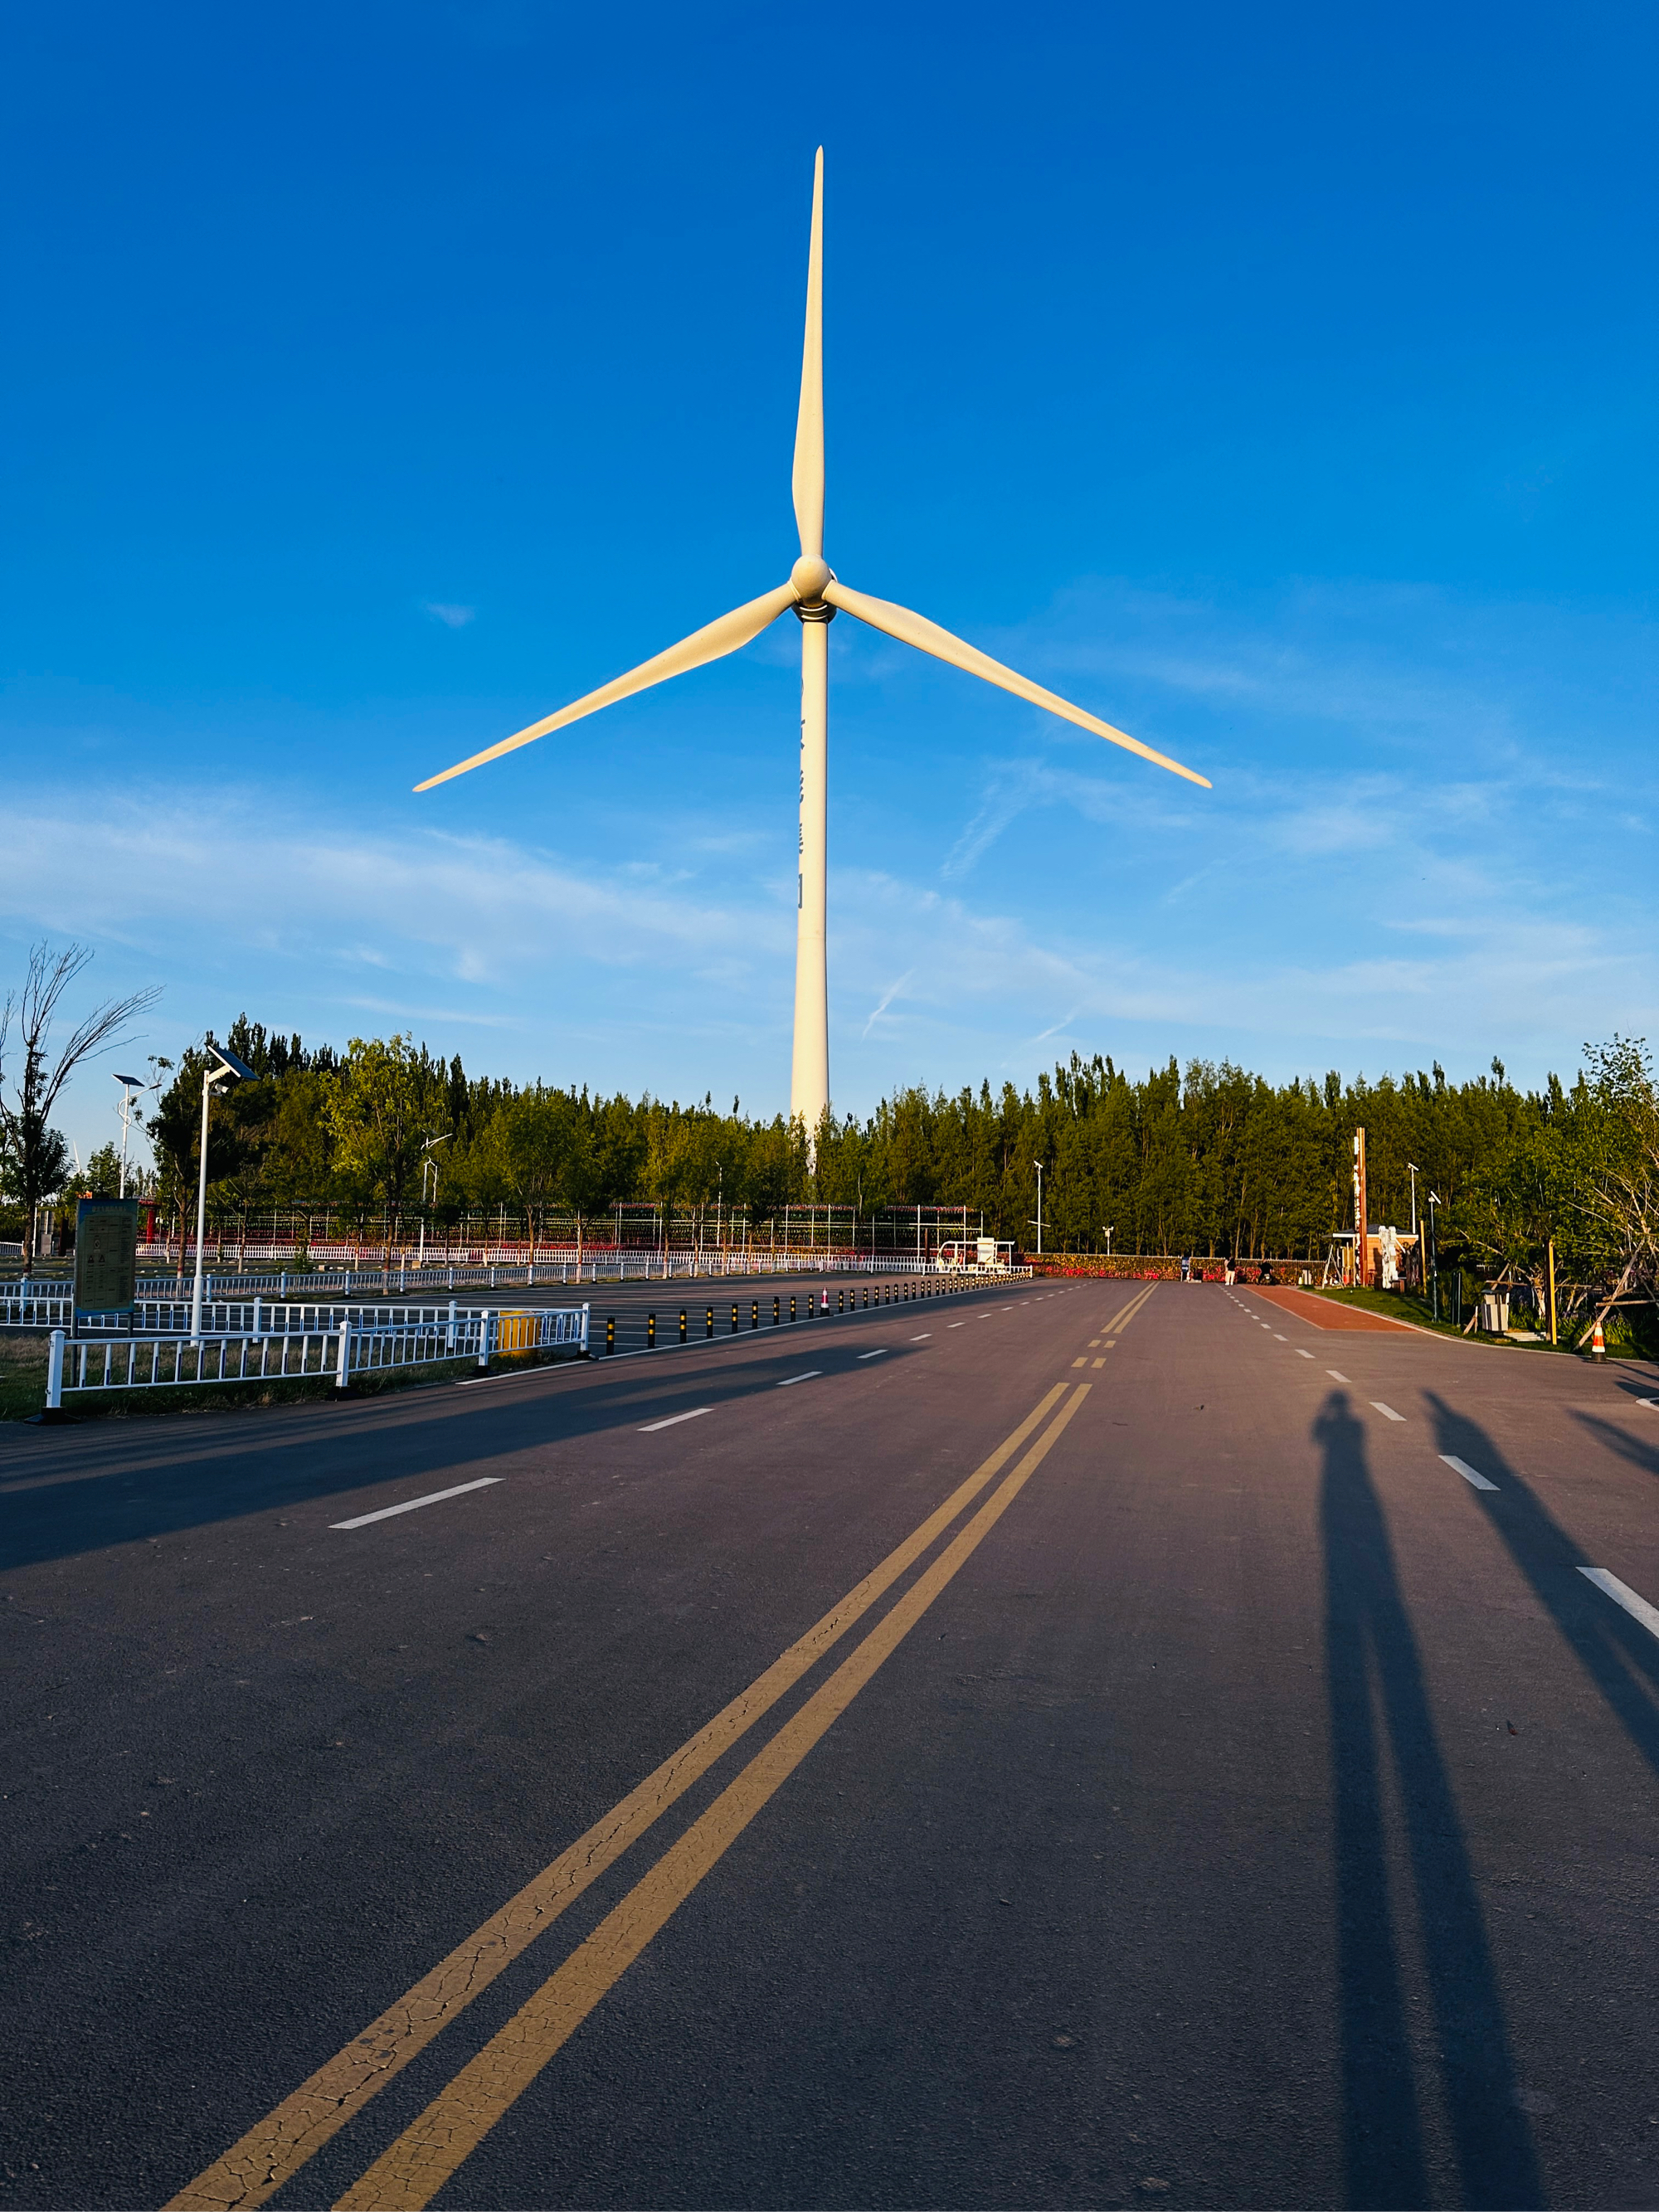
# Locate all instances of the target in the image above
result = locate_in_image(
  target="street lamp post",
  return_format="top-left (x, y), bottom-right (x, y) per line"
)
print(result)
top-left (190, 1043), bottom-right (255, 1342)
top-left (1428, 1190), bottom-right (1441, 1321)
top-left (1406, 1161), bottom-right (1421, 1296)
top-left (417, 1132), bottom-right (450, 1268)
top-left (1102, 1224), bottom-right (1113, 1257)
top-left (1032, 1161), bottom-right (1044, 1257)
top-left (113, 1072), bottom-right (149, 1200)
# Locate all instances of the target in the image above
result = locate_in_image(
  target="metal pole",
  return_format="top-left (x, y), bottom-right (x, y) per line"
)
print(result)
top-left (116, 1080), bottom-right (134, 1199)
top-left (190, 1070), bottom-right (213, 1343)
top-left (791, 610), bottom-right (830, 1133)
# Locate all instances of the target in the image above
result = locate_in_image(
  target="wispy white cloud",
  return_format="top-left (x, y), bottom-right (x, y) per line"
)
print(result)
top-left (424, 601), bottom-right (477, 628)
top-left (860, 970), bottom-right (913, 1040)
top-left (4, 568), bottom-right (1655, 1167)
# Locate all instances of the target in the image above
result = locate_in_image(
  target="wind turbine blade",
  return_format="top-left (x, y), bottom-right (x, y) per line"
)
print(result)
top-left (414, 584), bottom-right (797, 791)
top-left (822, 581), bottom-right (1212, 789)
top-left (791, 147), bottom-right (825, 561)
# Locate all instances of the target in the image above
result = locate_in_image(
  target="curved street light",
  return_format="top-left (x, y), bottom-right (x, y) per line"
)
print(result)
top-left (190, 1043), bottom-right (255, 1342)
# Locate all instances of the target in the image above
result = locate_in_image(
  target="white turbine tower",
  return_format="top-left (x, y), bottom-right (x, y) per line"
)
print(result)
top-left (416, 148), bottom-right (1209, 1136)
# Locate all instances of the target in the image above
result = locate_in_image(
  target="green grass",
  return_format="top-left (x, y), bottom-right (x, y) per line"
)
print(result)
top-left (0, 1332), bottom-right (51, 1420)
top-left (1308, 1284), bottom-right (1556, 1347)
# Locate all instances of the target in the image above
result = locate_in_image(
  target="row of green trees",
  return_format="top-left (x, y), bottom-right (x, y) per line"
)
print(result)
top-left (51, 1018), bottom-right (1636, 1335)
top-left (10, 979), bottom-right (1652, 1342)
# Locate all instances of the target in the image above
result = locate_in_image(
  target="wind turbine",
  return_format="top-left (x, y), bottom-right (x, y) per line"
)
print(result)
top-left (415, 148), bottom-right (1210, 1135)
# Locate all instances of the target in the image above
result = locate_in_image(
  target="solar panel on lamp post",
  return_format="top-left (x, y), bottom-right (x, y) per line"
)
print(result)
top-left (190, 1044), bottom-right (255, 1343)
top-left (112, 1072), bottom-right (149, 1201)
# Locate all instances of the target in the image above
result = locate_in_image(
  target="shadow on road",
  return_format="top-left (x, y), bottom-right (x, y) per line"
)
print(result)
top-left (1317, 1388), bottom-right (1541, 2209)
top-left (1425, 1393), bottom-right (1659, 1782)
top-left (1570, 1407), bottom-right (1659, 1483)
top-left (0, 1328), bottom-right (925, 1575)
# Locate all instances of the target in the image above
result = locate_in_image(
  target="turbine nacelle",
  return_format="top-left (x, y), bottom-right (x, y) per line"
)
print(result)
top-left (790, 554), bottom-right (834, 612)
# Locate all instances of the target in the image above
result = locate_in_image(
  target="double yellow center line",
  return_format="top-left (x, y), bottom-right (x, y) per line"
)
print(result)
top-left (171, 1379), bottom-right (1091, 2211)
top-left (1106, 1281), bottom-right (1158, 1335)
top-left (1076, 1280), bottom-right (1157, 1365)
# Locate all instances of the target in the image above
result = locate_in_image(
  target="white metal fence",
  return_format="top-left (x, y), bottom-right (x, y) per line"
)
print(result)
top-left (3, 1255), bottom-right (1026, 1330)
top-left (4, 1287), bottom-right (591, 1336)
top-left (44, 1305), bottom-right (589, 1407)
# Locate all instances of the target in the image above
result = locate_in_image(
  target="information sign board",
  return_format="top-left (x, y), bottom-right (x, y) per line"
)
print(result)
top-left (74, 1197), bottom-right (139, 1315)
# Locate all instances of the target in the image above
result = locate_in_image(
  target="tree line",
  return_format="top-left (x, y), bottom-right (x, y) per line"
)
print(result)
top-left (3, 947), bottom-right (1653, 1349)
top-left (56, 1014), bottom-right (1659, 1325)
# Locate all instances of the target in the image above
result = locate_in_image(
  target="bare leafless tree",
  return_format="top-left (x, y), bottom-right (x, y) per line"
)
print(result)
top-left (0, 942), bottom-right (161, 1260)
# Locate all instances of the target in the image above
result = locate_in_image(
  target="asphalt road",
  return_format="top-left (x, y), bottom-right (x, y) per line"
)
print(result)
top-left (3, 1279), bottom-right (1659, 2210)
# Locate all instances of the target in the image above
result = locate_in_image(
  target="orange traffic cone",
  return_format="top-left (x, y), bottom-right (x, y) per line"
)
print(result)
top-left (1590, 1319), bottom-right (1607, 1360)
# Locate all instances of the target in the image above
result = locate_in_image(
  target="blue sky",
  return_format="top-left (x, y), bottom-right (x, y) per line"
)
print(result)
top-left (3, 0), bottom-right (1654, 1169)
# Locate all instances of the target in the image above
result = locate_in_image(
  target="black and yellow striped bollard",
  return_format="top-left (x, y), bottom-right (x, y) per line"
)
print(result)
top-left (647, 1311), bottom-right (656, 1349)
top-left (679, 1308), bottom-right (687, 1343)
top-left (706, 1306), bottom-right (714, 1339)
top-left (606, 1315), bottom-right (615, 1355)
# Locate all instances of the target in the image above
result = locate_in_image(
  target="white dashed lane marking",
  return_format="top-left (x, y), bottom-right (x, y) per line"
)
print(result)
top-left (857, 1349), bottom-right (888, 1361)
top-left (776, 1372), bottom-right (820, 1388)
top-left (1579, 1568), bottom-right (1659, 1641)
top-left (1441, 1454), bottom-right (1497, 1490)
top-left (1371, 1401), bottom-right (1405, 1422)
top-left (1296, 1349), bottom-right (1314, 1359)
top-left (332, 1478), bottom-right (502, 1530)
top-left (639, 1407), bottom-right (713, 1432)
top-left (1327, 1369), bottom-right (1350, 1383)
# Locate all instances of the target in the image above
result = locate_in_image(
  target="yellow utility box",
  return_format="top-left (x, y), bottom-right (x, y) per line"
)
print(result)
top-left (494, 1310), bottom-right (542, 1353)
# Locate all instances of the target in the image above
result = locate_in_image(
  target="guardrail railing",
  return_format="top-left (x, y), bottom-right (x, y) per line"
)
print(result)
top-left (2, 1253), bottom-right (1020, 1325)
top-left (43, 1305), bottom-right (589, 1407)
top-left (3, 1291), bottom-right (601, 1337)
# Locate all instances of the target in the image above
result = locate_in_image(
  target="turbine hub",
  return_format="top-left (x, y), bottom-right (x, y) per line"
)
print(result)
top-left (791, 554), bottom-right (833, 610)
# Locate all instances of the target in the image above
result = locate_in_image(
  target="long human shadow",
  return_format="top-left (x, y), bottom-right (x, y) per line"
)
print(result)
top-left (0, 1325), bottom-right (930, 1575)
top-left (1424, 1392), bottom-right (1659, 1783)
top-left (1570, 1407), bottom-right (1659, 1483)
top-left (1317, 1389), bottom-right (1542, 2209)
